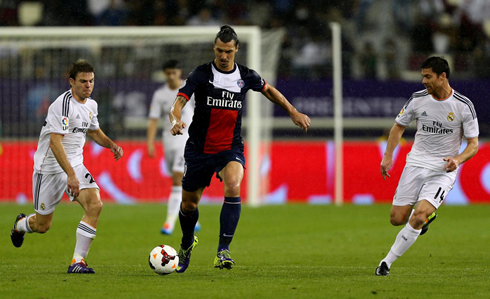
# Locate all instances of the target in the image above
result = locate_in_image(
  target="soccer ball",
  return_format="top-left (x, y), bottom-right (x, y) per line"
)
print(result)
top-left (148, 245), bottom-right (179, 275)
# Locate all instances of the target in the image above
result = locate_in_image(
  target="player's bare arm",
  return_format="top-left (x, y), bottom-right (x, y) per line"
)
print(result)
top-left (261, 84), bottom-right (310, 132)
top-left (169, 95), bottom-right (188, 136)
top-left (443, 137), bottom-right (478, 172)
top-left (50, 133), bottom-right (80, 197)
top-left (381, 123), bottom-right (406, 180)
top-left (146, 118), bottom-right (158, 157)
top-left (87, 128), bottom-right (123, 161)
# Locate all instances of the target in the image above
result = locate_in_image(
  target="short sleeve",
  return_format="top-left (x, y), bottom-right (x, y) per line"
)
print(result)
top-left (148, 90), bottom-right (162, 119)
top-left (177, 67), bottom-right (202, 101)
top-left (248, 69), bottom-right (267, 92)
top-left (395, 96), bottom-right (416, 127)
top-left (462, 105), bottom-right (479, 138)
top-left (47, 100), bottom-right (70, 135)
top-left (90, 113), bottom-right (99, 130)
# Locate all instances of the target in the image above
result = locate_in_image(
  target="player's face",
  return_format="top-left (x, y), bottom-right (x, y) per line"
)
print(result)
top-left (421, 68), bottom-right (445, 95)
top-left (163, 68), bottom-right (182, 86)
top-left (70, 72), bottom-right (94, 100)
top-left (213, 38), bottom-right (238, 71)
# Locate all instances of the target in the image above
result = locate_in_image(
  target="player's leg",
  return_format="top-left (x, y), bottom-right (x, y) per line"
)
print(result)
top-left (161, 148), bottom-right (184, 234)
top-left (376, 167), bottom-right (426, 276)
top-left (180, 187), bottom-right (204, 246)
top-left (389, 204), bottom-right (413, 226)
top-left (67, 187), bottom-right (102, 274)
top-left (176, 187), bottom-right (204, 273)
top-left (67, 165), bottom-right (101, 274)
top-left (11, 171), bottom-right (64, 247)
top-left (215, 161), bottom-right (244, 269)
top-left (11, 212), bottom-right (54, 247)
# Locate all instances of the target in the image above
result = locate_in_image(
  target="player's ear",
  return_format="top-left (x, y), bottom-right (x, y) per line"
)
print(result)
top-left (69, 77), bottom-right (74, 87)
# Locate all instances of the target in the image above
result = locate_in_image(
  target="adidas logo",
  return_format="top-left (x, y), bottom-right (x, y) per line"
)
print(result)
top-left (76, 114), bottom-right (81, 119)
top-left (421, 111), bottom-right (427, 116)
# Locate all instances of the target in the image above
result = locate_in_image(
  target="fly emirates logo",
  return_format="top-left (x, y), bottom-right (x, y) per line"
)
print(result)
top-left (422, 120), bottom-right (453, 135)
top-left (207, 91), bottom-right (242, 109)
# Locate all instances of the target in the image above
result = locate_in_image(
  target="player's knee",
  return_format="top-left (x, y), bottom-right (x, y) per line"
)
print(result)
top-left (87, 198), bottom-right (103, 215)
top-left (389, 212), bottom-right (408, 226)
top-left (181, 200), bottom-right (197, 213)
top-left (411, 211), bottom-right (427, 228)
top-left (224, 178), bottom-right (241, 194)
top-left (390, 215), bottom-right (404, 226)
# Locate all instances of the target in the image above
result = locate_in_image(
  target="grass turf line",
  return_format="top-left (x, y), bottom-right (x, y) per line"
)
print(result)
top-left (0, 203), bottom-right (489, 298)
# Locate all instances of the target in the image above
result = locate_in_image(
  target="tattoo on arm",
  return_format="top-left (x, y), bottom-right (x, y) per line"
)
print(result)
top-left (177, 96), bottom-right (187, 107)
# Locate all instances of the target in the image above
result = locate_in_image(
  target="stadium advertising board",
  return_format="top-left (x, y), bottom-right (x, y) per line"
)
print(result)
top-left (1, 141), bottom-right (489, 204)
top-left (274, 79), bottom-right (490, 122)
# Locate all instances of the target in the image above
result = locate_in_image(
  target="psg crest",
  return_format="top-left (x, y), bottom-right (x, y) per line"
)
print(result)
top-left (237, 79), bottom-right (245, 88)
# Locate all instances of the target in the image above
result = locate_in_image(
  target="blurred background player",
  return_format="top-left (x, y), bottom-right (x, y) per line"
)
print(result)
top-left (146, 59), bottom-right (199, 235)
top-left (376, 57), bottom-right (479, 276)
top-left (10, 60), bottom-right (123, 274)
top-left (169, 25), bottom-right (311, 273)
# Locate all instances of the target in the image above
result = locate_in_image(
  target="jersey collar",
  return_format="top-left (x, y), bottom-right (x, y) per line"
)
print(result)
top-left (212, 60), bottom-right (237, 74)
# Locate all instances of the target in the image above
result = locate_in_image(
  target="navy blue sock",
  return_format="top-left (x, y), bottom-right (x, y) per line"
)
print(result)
top-left (179, 204), bottom-right (199, 249)
top-left (218, 196), bottom-right (241, 252)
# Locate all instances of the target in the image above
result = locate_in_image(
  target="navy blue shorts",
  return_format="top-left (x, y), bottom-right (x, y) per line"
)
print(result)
top-left (182, 146), bottom-right (246, 192)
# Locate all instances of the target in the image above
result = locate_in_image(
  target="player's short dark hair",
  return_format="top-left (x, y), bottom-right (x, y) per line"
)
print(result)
top-left (421, 56), bottom-right (450, 79)
top-left (214, 25), bottom-right (239, 47)
top-left (162, 59), bottom-right (180, 71)
top-left (69, 59), bottom-right (94, 80)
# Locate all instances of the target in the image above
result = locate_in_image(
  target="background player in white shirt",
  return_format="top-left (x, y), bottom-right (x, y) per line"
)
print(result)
top-left (10, 60), bottom-right (123, 274)
top-left (146, 60), bottom-right (198, 235)
top-left (376, 57), bottom-right (479, 276)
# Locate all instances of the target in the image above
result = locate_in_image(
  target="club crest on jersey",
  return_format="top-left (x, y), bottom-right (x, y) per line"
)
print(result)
top-left (447, 112), bottom-right (454, 121)
top-left (61, 116), bottom-right (69, 130)
top-left (237, 79), bottom-right (245, 88)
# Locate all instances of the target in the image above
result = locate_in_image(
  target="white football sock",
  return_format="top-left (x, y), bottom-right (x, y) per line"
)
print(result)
top-left (165, 186), bottom-right (182, 229)
top-left (16, 214), bottom-right (34, 233)
top-left (381, 222), bottom-right (421, 268)
top-left (73, 221), bottom-right (96, 264)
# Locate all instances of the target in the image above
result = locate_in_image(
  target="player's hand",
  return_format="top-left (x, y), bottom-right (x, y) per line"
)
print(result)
top-left (171, 121), bottom-right (186, 136)
top-left (147, 143), bottom-right (156, 158)
top-left (111, 143), bottom-right (123, 161)
top-left (290, 111), bottom-right (311, 132)
top-left (67, 174), bottom-right (80, 198)
top-left (443, 157), bottom-right (459, 172)
top-left (380, 155), bottom-right (393, 180)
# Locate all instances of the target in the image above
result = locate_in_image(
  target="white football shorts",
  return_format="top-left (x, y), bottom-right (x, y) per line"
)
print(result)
top-left (32, 164), bottom-right (99, 215)
top-left (163, 142), bottom-right (186, 174)
top-left (393, 166), bottom-right (457, 209)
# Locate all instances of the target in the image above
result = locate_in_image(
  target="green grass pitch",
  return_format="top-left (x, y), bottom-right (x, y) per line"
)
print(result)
top-left (1, 203), bottom-right (489, 298)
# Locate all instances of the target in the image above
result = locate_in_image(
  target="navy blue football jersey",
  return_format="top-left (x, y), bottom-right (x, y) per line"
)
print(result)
top-left (178, 61), bottom-right (267, 154)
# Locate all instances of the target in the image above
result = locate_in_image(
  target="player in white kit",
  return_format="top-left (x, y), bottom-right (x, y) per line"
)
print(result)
top-left (375, 57), bottom-right (479, 276)
top-left (146, 60), bottom-right (198, 235)
top-left (10, 60), bottom-right (123, 274)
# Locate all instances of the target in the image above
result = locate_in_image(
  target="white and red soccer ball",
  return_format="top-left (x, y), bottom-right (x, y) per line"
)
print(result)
top-left (148, 245), bottom-right (179, 275)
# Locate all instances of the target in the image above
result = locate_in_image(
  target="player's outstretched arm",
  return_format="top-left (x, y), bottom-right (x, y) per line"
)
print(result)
top-left (380, 123), bottom-right (406, 180)
top-left (87, 128), bottom-right (123, 161)
top-left (261, 84), bottom-right (310, 132)
top-left (443, 137), bottom-right (478, 172)
top-left (169, 95), bottom-right (188, 136)
top-left (146, 118), bottom-right (158, 157)
top-left (50, 133), bottom-right (80, 197)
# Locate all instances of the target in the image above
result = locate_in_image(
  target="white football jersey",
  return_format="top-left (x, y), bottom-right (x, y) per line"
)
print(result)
top-left (148, 83), bottom-right (194, 150)
top-left (396, 89), bottom-right (479, 171)
top-left (34, 90), bottom-right (99, 174)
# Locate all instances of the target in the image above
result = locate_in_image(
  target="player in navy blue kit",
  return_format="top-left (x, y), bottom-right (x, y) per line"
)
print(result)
top-left (169, 25), bottom-right (310, 272)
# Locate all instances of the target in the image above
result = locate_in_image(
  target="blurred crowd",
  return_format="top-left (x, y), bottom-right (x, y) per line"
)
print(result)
top-left (1, 0), bottom-right (490, 80)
